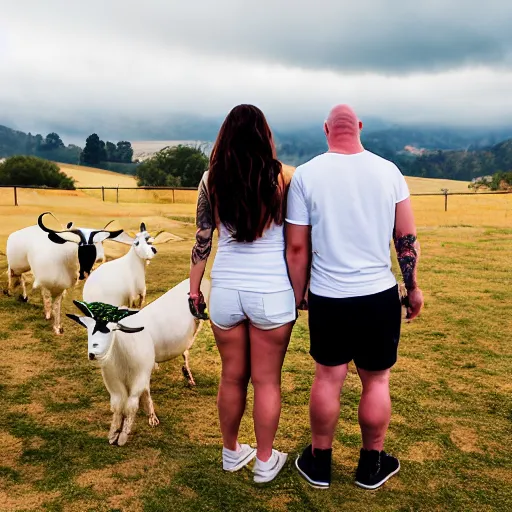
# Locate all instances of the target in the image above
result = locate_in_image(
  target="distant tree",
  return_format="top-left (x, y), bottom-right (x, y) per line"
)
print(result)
top-left (34, 134), bottom-right (44, 151)
top-left (116, 141), bottom-right (133, 163)
top-left (136, 145), bottom-right (208, 187)
top-left (0, 155), bottom-right (75, 189)
top-left (41, 132), bottom-right (65, 151)
top-left (81, 133), bottom-right (105, 165)
top-left (105, 141), bottom-right (117, 162)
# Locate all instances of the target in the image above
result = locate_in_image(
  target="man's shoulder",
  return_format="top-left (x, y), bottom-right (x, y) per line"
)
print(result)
top-left (294, 153), bottom-right (329, 175)
top-left (363, 150), bottom-right (400, 172)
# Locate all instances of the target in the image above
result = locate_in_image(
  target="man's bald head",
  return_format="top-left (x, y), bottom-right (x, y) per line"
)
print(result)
top-left (324, 104), bottom-right (364, 154)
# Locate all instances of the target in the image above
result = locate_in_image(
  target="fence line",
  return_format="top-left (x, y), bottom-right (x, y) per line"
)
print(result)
top-left (1, 185), bottom-right (197, 206)
top-left (0, 185), bottom-right (510, 209)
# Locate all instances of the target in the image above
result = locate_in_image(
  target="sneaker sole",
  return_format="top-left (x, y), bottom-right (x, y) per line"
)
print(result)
top-left (254, 453), bottom-right (288, 483)
top-left (295, 456), bottom-right (330, 490)
top-left (355, 462), bottom-right (401, 490)
top-left (224, 448), bottom-right (257, 472)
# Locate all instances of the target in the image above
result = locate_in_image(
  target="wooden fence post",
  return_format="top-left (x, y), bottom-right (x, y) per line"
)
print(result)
top-left (14, 186), bottom-right (18, 206)
top-left (116, 186), bottom-right (119, 203)
top-left (102, 186), bottom-right (105, 202)
top-left (441, 188), bottom-right (449, 211)
top-left (172, 189), bottom-right (175, 204)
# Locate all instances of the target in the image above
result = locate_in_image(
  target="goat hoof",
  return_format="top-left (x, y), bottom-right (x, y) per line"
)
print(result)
top-left (53, 327), bottom-right (64, 335)
top-left (4, 290), bottom-right (10, 296)
top-left (108, 432), bottom-right (120, 445)
top-left (148, 414), bottom-right (160, 427)
top-left (181, 366), bottom-right (195, 386)
top-left (18, 295), bottom-right (28, 303)
top-left (117, 432), bottom-right (129, 446)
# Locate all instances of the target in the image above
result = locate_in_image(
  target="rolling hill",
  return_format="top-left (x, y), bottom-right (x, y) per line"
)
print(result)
top-left (56, 162), bottom-right (469, 195)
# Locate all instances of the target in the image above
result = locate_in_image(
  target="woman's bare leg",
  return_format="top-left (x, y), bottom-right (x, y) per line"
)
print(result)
top-left (213, 322), bottom-right (251, 451)
top-left (250, 323), bottom-right (293, 462)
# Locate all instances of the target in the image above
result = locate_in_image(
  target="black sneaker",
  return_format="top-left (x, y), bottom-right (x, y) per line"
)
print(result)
top-left (295, 444), bottom-right (331, 489)
top-left (355, 449), bottom-right (400, 490)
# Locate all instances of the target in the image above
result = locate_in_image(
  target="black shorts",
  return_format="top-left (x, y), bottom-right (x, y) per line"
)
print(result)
top-left (308, 285), bottom-right (401, 371)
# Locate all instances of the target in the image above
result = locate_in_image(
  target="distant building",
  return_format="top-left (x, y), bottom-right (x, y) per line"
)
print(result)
top-left (403, 145), bottom-right (426, 156)
top-left (471, 175), bottom-right (492, 183)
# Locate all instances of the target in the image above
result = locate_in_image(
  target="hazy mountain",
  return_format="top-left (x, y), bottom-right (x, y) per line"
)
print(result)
top-left (2, 117), bottom-right (512, 182)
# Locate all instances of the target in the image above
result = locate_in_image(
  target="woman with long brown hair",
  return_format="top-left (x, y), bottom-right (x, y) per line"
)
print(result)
top-left (189, 104), bottom-right (295, 483)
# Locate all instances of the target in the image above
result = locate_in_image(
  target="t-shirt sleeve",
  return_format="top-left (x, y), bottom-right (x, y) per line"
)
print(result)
top-left (286, 172), bottom-right (310, 226)
top-left (395, 167), bottom-right (410, 203)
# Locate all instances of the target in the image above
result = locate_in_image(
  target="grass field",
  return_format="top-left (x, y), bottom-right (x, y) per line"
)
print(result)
top-left (0, 184), bottom-right (511, 511)
top-left (63, 162), bottom-right (471, 197)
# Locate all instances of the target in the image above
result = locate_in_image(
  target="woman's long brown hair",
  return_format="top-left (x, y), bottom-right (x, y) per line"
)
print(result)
top-left (208, 104), bottom-right (284, 243)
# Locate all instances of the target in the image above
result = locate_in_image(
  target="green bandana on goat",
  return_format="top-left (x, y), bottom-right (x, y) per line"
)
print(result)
top-left (76, 301), bottom-right (136, 323)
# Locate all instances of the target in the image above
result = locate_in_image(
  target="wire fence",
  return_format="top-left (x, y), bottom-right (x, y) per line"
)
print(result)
top-left (0, 185), bottom-right (511, 210)
top-left (2, 185), bottom-right (197, 206)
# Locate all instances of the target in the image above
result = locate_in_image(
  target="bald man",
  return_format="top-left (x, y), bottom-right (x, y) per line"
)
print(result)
top-left (286, 104), bottom-right (423, 490)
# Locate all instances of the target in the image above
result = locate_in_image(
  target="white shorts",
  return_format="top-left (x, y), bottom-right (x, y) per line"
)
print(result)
top-left (209, 287), bottom-right (296, 331)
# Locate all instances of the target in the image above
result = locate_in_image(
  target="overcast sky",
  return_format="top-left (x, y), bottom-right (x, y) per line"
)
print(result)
top-left (2, 1), bottom-right (512, 141)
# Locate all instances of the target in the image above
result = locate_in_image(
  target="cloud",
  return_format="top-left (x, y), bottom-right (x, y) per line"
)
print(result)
top-left (1, 1), bottom-right (512, 140)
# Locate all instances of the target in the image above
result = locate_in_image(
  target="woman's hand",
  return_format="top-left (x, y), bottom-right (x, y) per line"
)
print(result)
top-left (188, 291), bottom-right (209, 320)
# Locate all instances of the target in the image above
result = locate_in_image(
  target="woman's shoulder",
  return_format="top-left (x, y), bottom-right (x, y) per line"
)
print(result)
top-left (279, 164), bottom-right (295, 187)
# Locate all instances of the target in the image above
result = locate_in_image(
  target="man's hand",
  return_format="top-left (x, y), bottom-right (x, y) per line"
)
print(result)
top-left (297, 299), bottom-right (308, 311)
top-left (402, 288), bottom-right (424, 320)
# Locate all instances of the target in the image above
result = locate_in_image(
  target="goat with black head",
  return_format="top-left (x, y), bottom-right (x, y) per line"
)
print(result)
top-left (68, 277), bottom-right (210, 445)
top-left (6, 212), bottom-right (125, 334)
top-left (38, 213), bottom-right (123, 279)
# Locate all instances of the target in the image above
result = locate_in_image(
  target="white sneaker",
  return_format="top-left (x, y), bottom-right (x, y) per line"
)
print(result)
top-left (253, 449), bottom-right (288, 483)
top-left (222, 444), bottom-right (256, 472)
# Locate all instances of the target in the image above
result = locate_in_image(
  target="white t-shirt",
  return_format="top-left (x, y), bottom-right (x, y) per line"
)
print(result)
top-left (211, 222), bottom-right (292, 293)
top-left (286, 150), bottom-right (410, 298)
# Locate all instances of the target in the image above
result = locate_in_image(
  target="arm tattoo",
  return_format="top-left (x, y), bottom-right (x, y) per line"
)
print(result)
top-left (191, 178), bottom-right (214, 265)
top-left (394, 234), bottom-right (419, 291)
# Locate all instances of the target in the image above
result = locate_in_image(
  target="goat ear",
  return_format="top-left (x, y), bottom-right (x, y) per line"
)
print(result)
top-left (151, 231), bottom-right (183, 244)
top-left (121, 308), bottom-right (140, 317)
top-left (73, 300), bottom-right (94, 318)
top-left (109, 232), bottom-right (135, 245)
top-left (115, 323), bottom-right (144, 334)
top-left (66, 314), bottom-right (88, 328)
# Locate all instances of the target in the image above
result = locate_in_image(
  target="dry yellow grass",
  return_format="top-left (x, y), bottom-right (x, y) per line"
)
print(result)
top-left (56, 163), bottom-right (196, 204)
top-left (1, 182), bottom-right (510, 236)
top-left (58, 163), bottom-right (137, 187)
top-left (59, 162), bottom-right (469, 198)
top-left (0, 180), bottom-right (511, 511)
top-left (406, 176), bottom-right (470, 194)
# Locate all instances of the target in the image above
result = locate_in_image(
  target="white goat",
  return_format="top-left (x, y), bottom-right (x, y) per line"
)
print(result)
top-left (67, 278), bottom-right (211, 446)
top-left (94, 242), bottom-right (106, 264)
top-left (6, 212), bottom-right (124, 334)
top-left (83, 222), bottom-right (182, 308)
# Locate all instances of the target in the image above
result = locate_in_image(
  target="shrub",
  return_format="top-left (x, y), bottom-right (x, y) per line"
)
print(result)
top-left (136, 145), bottom-right (208, 188)
top-left (0, 155), bottom-right (75, 189)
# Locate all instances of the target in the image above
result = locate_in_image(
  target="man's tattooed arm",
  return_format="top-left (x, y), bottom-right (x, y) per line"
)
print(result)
top-left (393, 233), bottom-right (420, 291)
top-left (191, 177), bottom-right (214, 265)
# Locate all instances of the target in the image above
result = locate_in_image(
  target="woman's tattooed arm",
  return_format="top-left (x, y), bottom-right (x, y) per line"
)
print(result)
top-left (393, 233), bottom-right (420, 291)
top-left (191, 177), bottom-right (214, 265)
